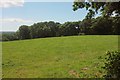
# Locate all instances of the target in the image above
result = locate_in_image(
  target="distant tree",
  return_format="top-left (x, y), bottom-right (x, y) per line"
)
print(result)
top-left (3, 17), bottom-right (119, 41)
top-left (60, 22), bottom-right (79, 36)
top-left (19, 25), bottom-right (31, 39)
top-left (92, 17), bottom-right (113, 34)
top-left (2, 33), bottom-right (18, 41)
top-left (46, 21), bottom-right (61, 37)
top-left (30, 24), bottom-right (38, 38)
top-left (30, 21), bottom-right (61, 38)
top-left (79, 19), bottom-right (93, 34)
top-left (2, 34), bottom-right (10, 41)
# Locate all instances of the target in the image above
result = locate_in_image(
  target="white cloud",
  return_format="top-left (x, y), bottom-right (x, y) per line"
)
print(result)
top-left (0, 18), bottom-right (33, 23)
top-left (0, 0), bottom-right (24, 8)
top-left (0, 18), bottom-right (34, 31)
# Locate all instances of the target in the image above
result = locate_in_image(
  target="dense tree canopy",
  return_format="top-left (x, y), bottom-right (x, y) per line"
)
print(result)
top-left (19, 25), bottom-right (31, 40)
top-left (92, 17), bottom-right (113, 34)
top-left (60, 22), bottom-right (79, 36)
top-left (1, 16), bottom-right (119, 41)
top-left (30, 21), bottom-right (61, 38)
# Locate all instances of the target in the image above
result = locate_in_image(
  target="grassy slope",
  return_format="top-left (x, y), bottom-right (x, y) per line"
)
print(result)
top-left (2, 35), bottom-right (118, 78)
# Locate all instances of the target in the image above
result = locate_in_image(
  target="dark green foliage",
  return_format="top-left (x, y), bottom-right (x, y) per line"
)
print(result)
top-left (79, 19), bottom-right (93, 34)
top-left (46, 21), bottom-right (61, 37)
top-left (30, 21), bottom-right (61, 38)
top-left (19, 25), bottom-right (31, 40)
top-left (2, 16), bottom-right (120, 41)
top-left (60, 22), bottom-right (79, 36)
top-left (2, 32), bottom-right (18, 41)
top-left (112, 17), bottom-right (120, 35)
top-left (73, 1), bottom-right (120, 19)
top-left (92, 17), bottom-right (113, 35)
top-left (103, 51), bottom-right (120, 78)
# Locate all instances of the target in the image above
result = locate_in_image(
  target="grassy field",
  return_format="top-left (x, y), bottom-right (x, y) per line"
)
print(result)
top-left (2, 35), bottom-right (118, 78)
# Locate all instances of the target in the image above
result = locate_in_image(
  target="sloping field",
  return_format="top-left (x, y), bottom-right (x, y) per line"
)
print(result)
top-left (2, 35), bottom-right (118, 78)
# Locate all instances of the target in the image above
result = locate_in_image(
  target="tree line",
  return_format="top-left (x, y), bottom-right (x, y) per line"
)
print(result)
top-left (2, 16), bottom-right (120, 41)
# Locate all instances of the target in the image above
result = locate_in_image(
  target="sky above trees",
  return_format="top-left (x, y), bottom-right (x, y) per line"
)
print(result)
top-left (0, 1), bottom-right (90, 31)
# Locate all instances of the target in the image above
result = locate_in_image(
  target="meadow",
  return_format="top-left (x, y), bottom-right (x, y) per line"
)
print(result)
top-left (2, 35), bottom-right (118, 78)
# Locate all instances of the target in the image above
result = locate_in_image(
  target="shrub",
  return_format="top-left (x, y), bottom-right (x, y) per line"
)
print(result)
top-left (103, 51), bottom-right (120, 78)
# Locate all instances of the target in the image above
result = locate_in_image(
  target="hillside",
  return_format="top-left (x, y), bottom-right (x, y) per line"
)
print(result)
top-left (2, 35), bottom-right (118, 78)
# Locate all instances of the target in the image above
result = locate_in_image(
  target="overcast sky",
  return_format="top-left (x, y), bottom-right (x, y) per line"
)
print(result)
top-left (0, 0), bottom-right (89, 31)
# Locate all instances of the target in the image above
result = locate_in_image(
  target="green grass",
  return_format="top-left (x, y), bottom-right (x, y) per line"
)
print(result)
top-left (2, 35), bottom-right (118, 78)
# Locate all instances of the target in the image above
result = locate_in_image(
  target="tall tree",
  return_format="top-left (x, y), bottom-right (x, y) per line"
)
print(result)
top-left (60, 22), bottom-right (79, 36)
top-left (73, 1), bottom-right (120, 19)
top-left (19, 25), bottom-right (31, 39)
top-left (79, 19), bottom-right (93, 34)
top-left (92, 17), bottom-right (113, 34)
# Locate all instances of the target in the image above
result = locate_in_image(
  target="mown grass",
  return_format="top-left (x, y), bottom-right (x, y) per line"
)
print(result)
top-left (2, 35), bottom-right (118, 78)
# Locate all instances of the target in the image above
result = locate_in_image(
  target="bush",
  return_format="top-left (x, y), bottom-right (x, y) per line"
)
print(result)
top-left (103, 51), bottom-right (120, 78)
